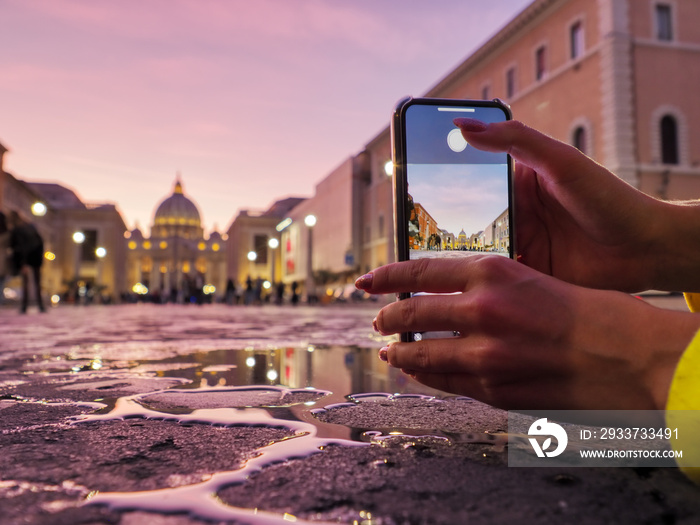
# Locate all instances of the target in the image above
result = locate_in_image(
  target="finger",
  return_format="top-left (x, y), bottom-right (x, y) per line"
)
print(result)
top-left (386, 338), bottom-right (480, 375)
top-left (360, 254), bottom-right (513, 295)
top-left (376, 293), bottom-right (472, 335)
top-left (454, 119), bottom-right (592, 179)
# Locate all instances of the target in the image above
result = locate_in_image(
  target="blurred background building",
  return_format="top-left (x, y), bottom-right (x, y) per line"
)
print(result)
top-left (125, 178), bottom-right (227, 303)
top-left (2, 0), bottom-right (698, 305)
top-left (360, 0), bottom-right (700, 278)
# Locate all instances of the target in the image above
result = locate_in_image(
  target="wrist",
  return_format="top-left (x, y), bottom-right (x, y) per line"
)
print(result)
top-left (651, 201), bottom-right (700, 292)
top-left (643, 309), bottom-right (700, 411)
top-left (571, 288), bottom-right (700, 410)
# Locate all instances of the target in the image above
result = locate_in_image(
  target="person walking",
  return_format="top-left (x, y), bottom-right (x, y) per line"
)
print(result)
top-left (0, 211), bottom-right (9, 304)
top-left (8, 211), bottom-right (45, 313)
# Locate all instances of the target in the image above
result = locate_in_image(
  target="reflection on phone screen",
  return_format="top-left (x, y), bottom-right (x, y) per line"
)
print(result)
top-left (405, 104), bottom-right (510, 262)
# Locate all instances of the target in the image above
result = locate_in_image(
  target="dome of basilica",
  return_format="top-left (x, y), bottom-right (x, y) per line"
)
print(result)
top-left (153, 178), bottom-right (201, 228)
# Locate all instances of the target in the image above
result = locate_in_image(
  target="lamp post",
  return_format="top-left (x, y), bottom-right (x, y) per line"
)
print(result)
top-left (72, 231), bottom-right (85, 304)
top-left (246, 250), bottom-right (257, 305)
top-left (247, 250), bottom-right (257, 271)
top-left (95, 246), bottom-right (106, 303)
top-left (268, 237), bottom-right (279, 285)
top-left (304, 214), bottom-right (316, 304)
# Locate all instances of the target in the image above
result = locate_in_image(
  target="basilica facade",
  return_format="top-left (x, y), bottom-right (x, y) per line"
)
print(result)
top-left (125, 178), bottom-right (227, 302)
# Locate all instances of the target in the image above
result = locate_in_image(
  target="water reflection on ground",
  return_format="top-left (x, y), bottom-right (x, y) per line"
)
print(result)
top-left (2, 303), bottom-right (699, 524)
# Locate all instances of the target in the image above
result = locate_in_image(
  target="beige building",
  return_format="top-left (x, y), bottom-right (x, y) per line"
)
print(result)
top-left (1, 144), bottom-right (127, 304)
top-left (360, 0), bottom-right (700, 271)
top-left (360, 130), bottom-right (394, 274)
top-left (28, 183), bottom-right (127, 302)
top-left (126, 178), bottom-right (226, 302)
top-left (226, 197), bottom-right (304, 291)
top-left (278, 156), bottom-right (367, 298)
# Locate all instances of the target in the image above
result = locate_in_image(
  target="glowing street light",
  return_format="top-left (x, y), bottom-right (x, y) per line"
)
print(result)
top-left (304, 214), bottom-right (317, 228)
top-left (95, 247), bottom-right (107, 258)
top-left (31, 202), bottom-right (47, 216)
top-left (247, 251), bottom-right (257, 262)
top-left (384, 160), bottom-right (393, 176)
top-left (72, 231), bottom-right (85, 244)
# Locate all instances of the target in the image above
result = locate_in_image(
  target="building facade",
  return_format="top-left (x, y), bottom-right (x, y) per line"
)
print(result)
top-left (226, 197), bottom-right (305, 293)
top-left (125, 178), bottom-right (226, 302)
top-left (360, 0), bottom-right (700, 271)
top-left (277, 156), bottom-right (367, 299)
top-left (1, 145), bottom-right (127, 304)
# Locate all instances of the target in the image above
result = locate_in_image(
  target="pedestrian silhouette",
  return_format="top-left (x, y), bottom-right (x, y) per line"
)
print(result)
top-left (8, 211), bottom-right (45, 313)
top-left (275, 281), bottom-right (285, 305)
top-left (0, 211), bottom-right (9, 303)
top-left (225, 278), bottom-right (237, 305)
top-left (291, 281), bottom-right (299, 305)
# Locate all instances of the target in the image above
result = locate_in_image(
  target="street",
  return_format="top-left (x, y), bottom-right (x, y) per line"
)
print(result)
top-left (0, 300), bottom-right (698, 524)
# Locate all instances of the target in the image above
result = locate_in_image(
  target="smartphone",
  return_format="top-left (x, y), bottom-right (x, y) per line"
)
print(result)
top-left (392, 97), bottom-right (515, 343)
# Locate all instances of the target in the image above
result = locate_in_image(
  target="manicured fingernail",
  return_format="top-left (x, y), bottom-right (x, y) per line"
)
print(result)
top-left (378, 346), bottom-right (389, 362)
top-left (355, 273), bottom-right (373, 290)
top-left (453, 118), bottom-right (487, 132)
top-left (372, 317), bottom-right (379, 332)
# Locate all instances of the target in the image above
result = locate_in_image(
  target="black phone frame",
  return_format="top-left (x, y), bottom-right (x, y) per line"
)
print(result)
top-left (391, 96), bottom-right (515, 343)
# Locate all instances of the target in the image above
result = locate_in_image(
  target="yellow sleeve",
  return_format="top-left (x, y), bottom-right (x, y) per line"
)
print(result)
top-left (666, 296), bottom-right (700, 482)
top-left (685, 293), bottom-right (700, 313)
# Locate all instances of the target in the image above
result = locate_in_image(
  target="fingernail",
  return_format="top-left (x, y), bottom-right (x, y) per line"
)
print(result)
top-left (378, 346), bottom-right (389, 362)
top-left (453, 118), bottom-right (487, 132)
top-left (372, 317), bottom-right (378, 332)
top-left (355, 273), bottom-right (373, 290)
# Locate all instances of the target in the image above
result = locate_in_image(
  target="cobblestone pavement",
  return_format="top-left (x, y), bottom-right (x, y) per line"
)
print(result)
top-left (1, 300), bottom-right (698, 525)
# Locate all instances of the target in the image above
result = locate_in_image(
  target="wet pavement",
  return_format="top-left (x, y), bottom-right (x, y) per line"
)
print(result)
top-left (1, 299), bottom-right (699, 524)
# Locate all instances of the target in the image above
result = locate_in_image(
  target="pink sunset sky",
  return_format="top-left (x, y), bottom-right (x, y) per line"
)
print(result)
top-left (1, 0), bottom-right (531, 235)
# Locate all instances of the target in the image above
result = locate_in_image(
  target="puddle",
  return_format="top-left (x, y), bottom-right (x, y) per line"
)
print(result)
top-left (8, 340), bottom-right (507, 524)
top-left (63, 381), bottom-right (508, 524)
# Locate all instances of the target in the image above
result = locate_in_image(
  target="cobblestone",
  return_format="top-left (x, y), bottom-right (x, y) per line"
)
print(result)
top-left (0, 301), bottom-right (698, 524)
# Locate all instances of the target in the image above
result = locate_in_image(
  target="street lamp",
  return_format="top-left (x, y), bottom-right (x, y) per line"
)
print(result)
top-left (247, 250), bottom-right (257, 283)
top-left (95, 247), bottom-right (106, 301)
top-left (268, 237), bottom-right (279, 285)
top-left (384, 160), bottom-right (393, 177)
top-left (72, 231), bottom-right (85, 304)
top-left (31, 202), bottom-right (47, 217)
top-left (304, 214), bottom-right (316, 304)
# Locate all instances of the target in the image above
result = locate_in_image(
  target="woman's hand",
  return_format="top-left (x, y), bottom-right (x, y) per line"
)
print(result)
top-left (357, 255), bottom-right (700, 411)
top-left (454, 118), bottom-right (700, 293)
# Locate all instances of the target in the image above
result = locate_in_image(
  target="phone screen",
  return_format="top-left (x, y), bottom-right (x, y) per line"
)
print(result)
top-left (401, 101), bottom-right (512, 261)
top-left (393, 99), bottom-right (513, 342)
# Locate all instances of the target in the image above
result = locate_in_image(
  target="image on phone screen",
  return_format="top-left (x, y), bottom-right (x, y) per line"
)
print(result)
top-left (403, 103), bottom-right (511, 262)
top-left (394, 100), bottom-right (512, 342)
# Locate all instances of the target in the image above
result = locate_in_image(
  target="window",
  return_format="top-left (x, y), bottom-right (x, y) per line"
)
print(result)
top-left (535, 46), bottom-right (546, 81)
top-left (655, 3), bottom-right (673, 41)
top-left (253, 234), bottom-right (268, 264)
top-left (506, 67), bottom-right (516, 98)
top-left (660, 115), bottom-right (679, 164)
top-left (378, 215), bottom-right (385, 238)
top-left (570, 21), bottom-right (583, 59)
top-left (573, 126), bottom-right (587, 154)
